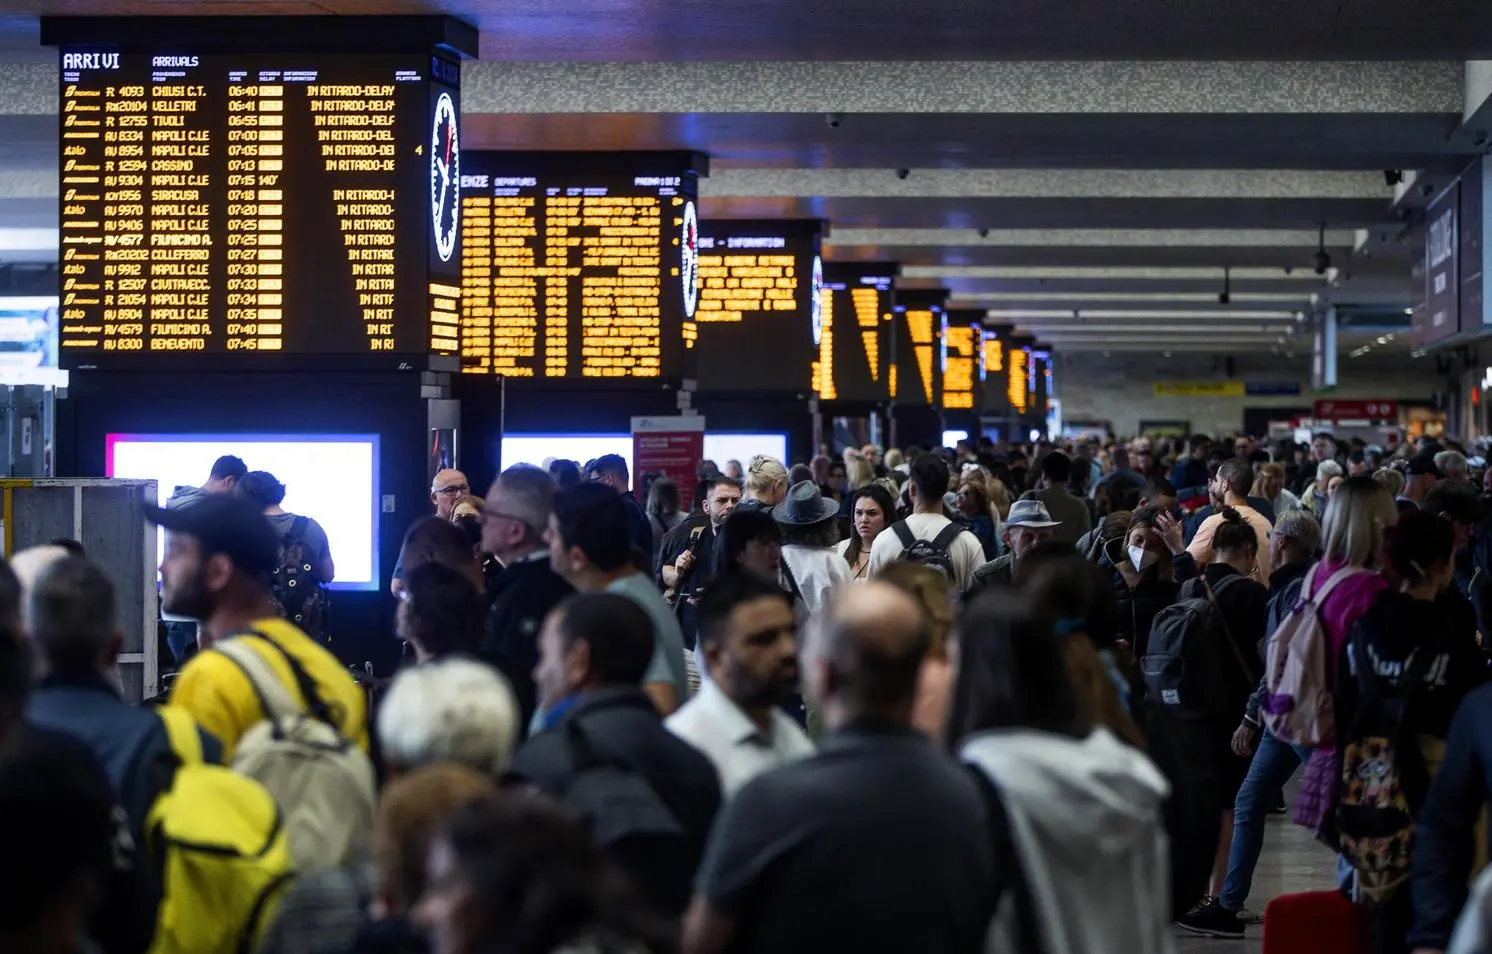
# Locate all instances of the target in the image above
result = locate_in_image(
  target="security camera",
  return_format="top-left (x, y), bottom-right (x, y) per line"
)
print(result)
top-left (1384, 169), bottom-right (1403, 187)
top-left (824, 113), bottom-right (842, 129)
top-left (1218, 290), bottom-right (1230, 305)
top-left (895, 168), bottom-right (910, 180)
top-left (977, 227), bottom-right (990, 239)
top-left (1312, 249), bottom-right (1331, 275)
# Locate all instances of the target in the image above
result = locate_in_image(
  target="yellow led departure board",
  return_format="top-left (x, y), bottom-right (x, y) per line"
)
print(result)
top-left (694, 220), bottom-right (823, 392)
top-left (942, 322), bottom-right (977, 410)
top-left (1009, 347), bottom-right (1031, 414)
top-left (457, 153), bottom-right (703, 380)
top-left (55, 48), bottom-right (461, 367)
top-left (905, 309), bottom-right (936, 404)
top-left (817, 263), bottom-right (894, 403)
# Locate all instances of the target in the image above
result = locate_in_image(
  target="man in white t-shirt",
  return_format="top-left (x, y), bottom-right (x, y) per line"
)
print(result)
top-left (868, 454), bottom-right (985, 590)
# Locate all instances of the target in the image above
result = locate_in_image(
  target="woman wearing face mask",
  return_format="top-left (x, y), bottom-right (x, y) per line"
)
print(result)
top-left (1102, 505), bottom-right (1197, 667)
top-left (835, 484), bottom-right (896, 581)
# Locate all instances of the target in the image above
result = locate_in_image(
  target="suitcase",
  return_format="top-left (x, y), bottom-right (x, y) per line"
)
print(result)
top-left (1262, 890), bottom-right (1371, 954)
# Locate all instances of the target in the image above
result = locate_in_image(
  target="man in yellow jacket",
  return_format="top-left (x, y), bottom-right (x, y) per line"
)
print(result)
top-left (148, 494), bottom-right (367, 759)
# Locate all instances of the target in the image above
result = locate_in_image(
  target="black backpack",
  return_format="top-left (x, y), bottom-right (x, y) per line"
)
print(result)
top-left (270, 517), bottom-right (327, 641)
top-left (559, 719), bottom-right (691, 915)
top-left (890, 520), bottom-right (964, 581)
top-left (1140, 575), bottom-right (1254, 717)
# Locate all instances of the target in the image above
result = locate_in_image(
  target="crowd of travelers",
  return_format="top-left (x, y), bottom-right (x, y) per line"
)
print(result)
top-left (9, 429), bottom-right (1492, 954)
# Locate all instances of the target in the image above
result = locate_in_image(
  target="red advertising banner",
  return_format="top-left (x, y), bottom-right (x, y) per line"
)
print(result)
top-left (1313, 399), bottom-right (1398, 420)
top-left (632, 415), bottom-right (706, 512)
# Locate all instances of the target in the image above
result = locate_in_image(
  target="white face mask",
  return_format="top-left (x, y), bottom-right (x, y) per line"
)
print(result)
top-left (1128, 546), bottom-right (1159, 571)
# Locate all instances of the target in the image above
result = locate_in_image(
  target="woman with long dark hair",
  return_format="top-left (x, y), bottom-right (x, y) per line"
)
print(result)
top-left (950, 590), bottom-right (1171, 954)
top-left (834, 484), bottom-right (896, 581)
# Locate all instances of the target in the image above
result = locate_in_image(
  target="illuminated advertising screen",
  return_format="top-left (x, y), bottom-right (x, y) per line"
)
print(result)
top-left (498, 432), bottom-right (789, 482)
top-left (817, 262), bottom-right (894, 403)
top-left (56, 47), bottom-right (461, 367)
top-left (694, 219), bottom-right (823, 392)
top-left (106, 432), bottom-right (380, 590)
top-left (457, 151), bottom-right (705, 380)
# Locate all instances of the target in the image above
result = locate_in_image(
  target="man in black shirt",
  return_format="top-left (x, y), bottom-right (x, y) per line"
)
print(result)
top-left (658, 474), bottom-right (742, 647)
top-left (683, 582), bottom-right (995, 954)
top-left (481, 465), bottom-right (573, 730)
top-left (584, 454), bottom-right (654, 559)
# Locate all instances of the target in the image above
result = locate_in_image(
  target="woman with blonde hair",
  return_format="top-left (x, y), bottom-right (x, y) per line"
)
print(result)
top-left (741, 455), bottom-right (790, 510)
top-left (1289, 476), bottom-right (1398, 836)
top-left (846, 455), bottom-right (876, 492)
top-left (876, 561), bottom-right (957, 740)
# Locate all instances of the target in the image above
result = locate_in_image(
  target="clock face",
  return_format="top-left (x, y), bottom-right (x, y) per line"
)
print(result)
top-left (681, 201), bottom-right (699, 319)
top-left (810, 254), bottom-right (824, 345)
top-left (430, 91), bottom-right (460, 264)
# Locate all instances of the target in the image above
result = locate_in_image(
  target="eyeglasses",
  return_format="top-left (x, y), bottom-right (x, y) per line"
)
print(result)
top-left (433, 484), bottom-right (469, 497)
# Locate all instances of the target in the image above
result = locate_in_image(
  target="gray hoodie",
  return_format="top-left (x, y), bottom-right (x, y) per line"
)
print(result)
top-left (961, 729), bottom-right (1173, 954)
top-left (165, 485), bottom-right (209, 510)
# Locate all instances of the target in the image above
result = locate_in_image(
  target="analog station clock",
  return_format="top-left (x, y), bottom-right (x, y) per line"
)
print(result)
top-left (430, 90), bottom-right (460, 263)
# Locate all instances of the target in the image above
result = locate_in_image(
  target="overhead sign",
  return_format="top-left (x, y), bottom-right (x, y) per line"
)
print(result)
top-left (1152, 381), bottom-right (1245, 398)
top-left (1313, 399), bottom-right (1398, 420)
top-left (1418, 181), bottom-right (1461, 348)
top-left (1244, 380), bottom-right (1303, 397)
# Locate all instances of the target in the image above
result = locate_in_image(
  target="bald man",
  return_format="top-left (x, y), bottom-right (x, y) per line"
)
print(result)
top-left (391, 468), bottom-right (471, 596)
top-left (683, 583), bottom-right (996, 954)
top-left (430, 468), bottom-right (470, 521)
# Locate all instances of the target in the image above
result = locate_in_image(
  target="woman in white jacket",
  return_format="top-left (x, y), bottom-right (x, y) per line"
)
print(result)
top-left (949, 590), bottom-right (1174, 954)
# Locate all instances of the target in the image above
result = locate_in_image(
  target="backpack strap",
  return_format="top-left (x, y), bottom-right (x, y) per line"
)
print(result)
top-left (1309, 565), bottom-right (1369, 606)
top-left (220, 630), bottom-right (342, 733)
top-left (156, 706), bottom-right (203, 766)
top-left (215, 639), bottom-right (304, 726)
top-left (287, 516), bottom-right (309, 543)
top-left (931, 521), bottom-right (966, 551)
top-left (1201, 576), bottom-right (1258, 688)
top-left (891, 520), bottom-right (916, 550)
top-left (780, 557), bottom-right (806, 606)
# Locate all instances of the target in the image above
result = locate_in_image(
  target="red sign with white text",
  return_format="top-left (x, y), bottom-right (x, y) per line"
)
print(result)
top-left (632, 416), bottom-right (706, 513)
top-left (1313, 399), bottom-right (1399, 420)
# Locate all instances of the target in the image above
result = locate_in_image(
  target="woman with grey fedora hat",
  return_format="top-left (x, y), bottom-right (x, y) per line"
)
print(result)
top-left (772, 480), bottom-right (853, 620)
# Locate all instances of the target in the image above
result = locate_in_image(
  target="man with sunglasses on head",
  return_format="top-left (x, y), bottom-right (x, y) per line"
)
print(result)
top-left (480, 464), bottom-right (574, 731)
top-left (585, 453), bottom-right (656, 560)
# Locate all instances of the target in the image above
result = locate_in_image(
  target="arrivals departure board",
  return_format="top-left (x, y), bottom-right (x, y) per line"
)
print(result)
top-left (890, 289), bottom-right (945, 408)
top-left (457, 152), bottom-right (705, 380)
top-left (54, 42), bottom-right (462, 368)
top-left (940, 309), bottom-right (983, 411)
top-left (981, 324), bottom-right (1010, 415)
top-left (816, 262), bottom-right (894, 403)
top-left (694, 219), bottom-right (823, 392)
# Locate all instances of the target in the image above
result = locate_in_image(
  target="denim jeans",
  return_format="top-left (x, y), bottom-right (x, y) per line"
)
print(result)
top-left (1219, 729), bottom-right (1312, 911)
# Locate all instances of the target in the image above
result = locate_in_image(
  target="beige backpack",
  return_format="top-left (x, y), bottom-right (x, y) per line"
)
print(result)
top-left (216, 633), bottom-right (374, 874)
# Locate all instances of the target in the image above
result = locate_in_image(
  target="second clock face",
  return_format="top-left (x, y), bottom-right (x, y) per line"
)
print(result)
top-left (430, 90), bottom-right (460, 263)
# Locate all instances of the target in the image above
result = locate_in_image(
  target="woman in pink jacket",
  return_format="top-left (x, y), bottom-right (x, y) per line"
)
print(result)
top-left (1290, 476), bottom-right (1398, 833)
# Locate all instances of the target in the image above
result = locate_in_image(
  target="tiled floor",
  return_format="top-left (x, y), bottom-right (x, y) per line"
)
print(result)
top-left (1175, 811), bottom-right (1339, 953)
